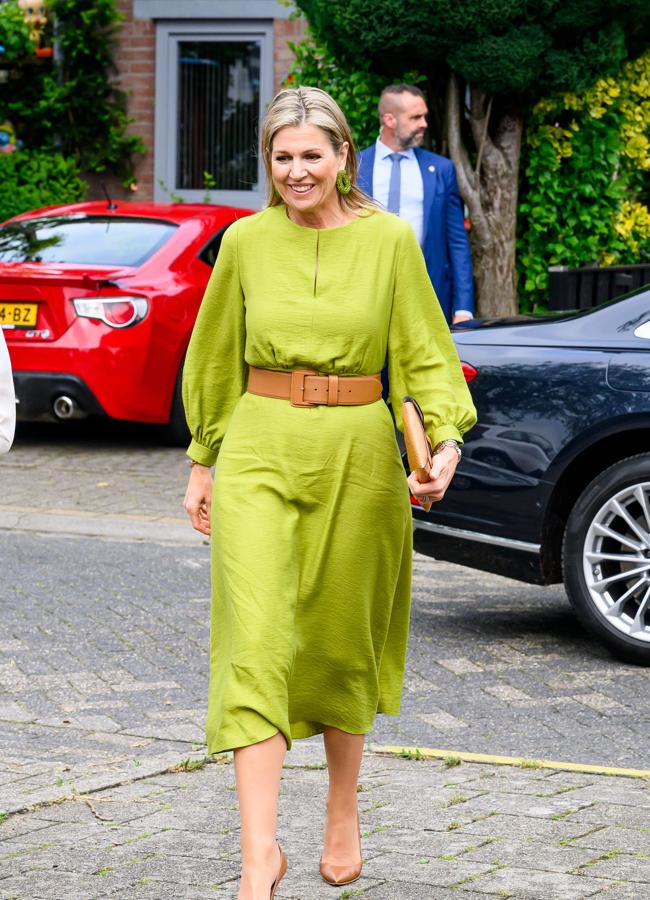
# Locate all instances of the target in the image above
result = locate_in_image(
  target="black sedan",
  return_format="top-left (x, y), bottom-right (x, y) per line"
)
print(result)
top-left (412, 288), bottom-right (650, 665)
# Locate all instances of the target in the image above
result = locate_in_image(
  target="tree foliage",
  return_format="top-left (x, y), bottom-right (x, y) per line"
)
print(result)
top-left (296, 0), bottom-right (650, 99)
top-left (518, 50), bottom-right (650, 312)
top-left (0, 151), bottom-right (86, 222)
top-left (1, 0), bottom-right (144, 186)
top-left (0, 1), bottom-right (35, 62)
top-left (296, 0), bottom-right (650, 315)
top-left (286, 30), bottom-right (423, 149)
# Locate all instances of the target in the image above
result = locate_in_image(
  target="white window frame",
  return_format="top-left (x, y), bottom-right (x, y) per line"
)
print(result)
top-left (154, 20), bottom-right (273, 208)
top-left (136, 1), bottom-right (292, 18)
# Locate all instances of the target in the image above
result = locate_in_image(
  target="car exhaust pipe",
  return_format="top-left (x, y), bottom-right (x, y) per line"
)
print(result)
top-left (52, 395), bottom-right (87, 420)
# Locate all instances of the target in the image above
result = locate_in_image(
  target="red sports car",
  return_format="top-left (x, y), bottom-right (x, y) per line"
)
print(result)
top-left (0, 200), bottom-right (253, 441)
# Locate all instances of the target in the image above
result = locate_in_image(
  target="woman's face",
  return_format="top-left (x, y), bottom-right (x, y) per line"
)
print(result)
top-left (271, 124), bottom-right (348, 217)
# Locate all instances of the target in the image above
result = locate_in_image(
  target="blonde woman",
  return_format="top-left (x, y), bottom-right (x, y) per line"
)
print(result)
top-left (0, 328), bottom-right (15, 454)
top-left (183, 87), bottom-right (476, 899)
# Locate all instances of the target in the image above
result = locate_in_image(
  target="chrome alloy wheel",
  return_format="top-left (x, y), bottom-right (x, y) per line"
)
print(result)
top-left (583, 482), bottom-right (650, 643)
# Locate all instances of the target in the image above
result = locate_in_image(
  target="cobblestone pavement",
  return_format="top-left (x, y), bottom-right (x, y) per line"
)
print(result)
top-left (1, 748), bottom-right (649, 899)
top-left (0, 424), bottom-right (649, 898)
top-left (2, 423), bottom-right (187, 519)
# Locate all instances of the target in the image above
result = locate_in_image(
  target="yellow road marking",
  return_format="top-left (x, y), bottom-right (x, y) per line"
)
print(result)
top-left (369, 745), bottom-right (650, 779)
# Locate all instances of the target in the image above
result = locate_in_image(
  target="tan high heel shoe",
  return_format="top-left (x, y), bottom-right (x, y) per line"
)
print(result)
top-left (270, 844), bottom-right (288, 898)
top-left (319, 812), bottom-right (362, 886)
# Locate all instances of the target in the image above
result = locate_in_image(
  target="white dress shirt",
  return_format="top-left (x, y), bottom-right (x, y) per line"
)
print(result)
top-left (0, 327), bottom-right (15, 454)
top-left (372, 137), bottom-right (424, 246)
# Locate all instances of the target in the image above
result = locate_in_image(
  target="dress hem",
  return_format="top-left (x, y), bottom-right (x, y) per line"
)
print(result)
top-left (206, 704), bottom-right (402, 756)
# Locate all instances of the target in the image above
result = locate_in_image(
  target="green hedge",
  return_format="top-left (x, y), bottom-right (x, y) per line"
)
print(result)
top-left (0, 1), bottom-right (34, 62)
top-left (1, 0), bottom-right (145, 188)
top-left (0, 151), bottom-right (86, 223)
top-left (517, 51), bottom-right (650, 312)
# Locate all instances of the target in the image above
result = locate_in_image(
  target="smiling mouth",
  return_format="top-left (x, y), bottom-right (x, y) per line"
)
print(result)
top-left (288, 184), bottom-right (315, 194)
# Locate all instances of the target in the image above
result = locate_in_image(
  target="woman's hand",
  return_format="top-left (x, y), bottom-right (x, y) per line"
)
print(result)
top-left (407, 446), bottom-right (459, 505)
top-left (183, 464), bottom-right (213, 536)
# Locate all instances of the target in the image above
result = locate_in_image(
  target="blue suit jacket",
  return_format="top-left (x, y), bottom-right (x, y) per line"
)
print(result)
top-left (357, 145), bottom-right (474, 322)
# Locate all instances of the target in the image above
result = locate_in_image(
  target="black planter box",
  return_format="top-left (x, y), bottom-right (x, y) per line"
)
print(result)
top-left (548, 263), bottom-right (650, 311)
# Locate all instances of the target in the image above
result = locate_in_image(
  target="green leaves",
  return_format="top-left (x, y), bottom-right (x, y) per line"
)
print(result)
top-left (294, 0), bottom-right (650, 99)
top-left (0, 151), bottom-right (86, 222)
top-left (517, 50), bottom-right (650, 312)
top-left (287, 29), bottom-right (411, 149)
top-left (0, 0), bottom-right (144, 188)
top-left (449, 25), bottom-right (551, 95)
top-left (0, 2), bottom-right (35, 62)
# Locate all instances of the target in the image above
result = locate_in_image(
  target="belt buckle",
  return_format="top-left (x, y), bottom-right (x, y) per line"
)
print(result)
top-left (290, 369), bottom-right (318, 407)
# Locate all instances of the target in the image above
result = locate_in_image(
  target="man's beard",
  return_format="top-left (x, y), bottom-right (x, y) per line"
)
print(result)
top-left (397, 128), bottom-right (426, 150)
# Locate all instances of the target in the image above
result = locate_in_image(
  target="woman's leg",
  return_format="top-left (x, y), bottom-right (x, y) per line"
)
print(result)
top-left (234, 731), bottom-right (287, 900)
top-left (322, 726), bottom-right (365, 864)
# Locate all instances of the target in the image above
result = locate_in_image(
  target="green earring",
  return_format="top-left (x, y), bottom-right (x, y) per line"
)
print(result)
top-left (336, 169), bottom-right (351, 195)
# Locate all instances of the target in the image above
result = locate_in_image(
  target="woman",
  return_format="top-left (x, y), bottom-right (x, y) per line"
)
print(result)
top-left (0, 327), bottom-right (15, 454)
top-left (183, 86), bottom-right (476, 899)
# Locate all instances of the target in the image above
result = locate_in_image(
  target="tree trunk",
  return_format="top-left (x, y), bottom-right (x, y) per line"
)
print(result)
top-left (446, 74), bottom-right (523, 317)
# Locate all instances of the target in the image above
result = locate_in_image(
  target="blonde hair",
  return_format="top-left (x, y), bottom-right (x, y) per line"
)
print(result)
top-left (260, 86), bottom-right (373, 213)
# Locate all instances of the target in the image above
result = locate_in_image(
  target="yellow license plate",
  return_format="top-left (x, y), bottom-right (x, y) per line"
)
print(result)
top-left (0, 302), bottom-right (38, 327)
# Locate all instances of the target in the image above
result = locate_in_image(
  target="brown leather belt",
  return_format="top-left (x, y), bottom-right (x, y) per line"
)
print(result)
top-left (247, 366), bottom-right (382, 408)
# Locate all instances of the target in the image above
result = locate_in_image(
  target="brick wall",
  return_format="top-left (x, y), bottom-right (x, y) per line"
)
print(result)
top-left (273, 16), bottom-right (307, 92)
top-left (86, 0), bottom-right (156, 202)
top-left (101, 6), bottom-right (307, 203)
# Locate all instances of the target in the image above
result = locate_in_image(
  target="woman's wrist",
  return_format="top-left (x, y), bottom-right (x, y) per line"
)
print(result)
top-left (188, 459), bottom-right (211, 470)
top-left (434, 439), bottom-right (461, 462)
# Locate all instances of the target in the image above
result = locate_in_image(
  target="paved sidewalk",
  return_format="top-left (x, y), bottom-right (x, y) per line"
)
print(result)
top-left (1, 743), bottom-right (649, 899)
top-left (1, 427), bottom-right (650, 898)
top-left (0, 425), bottom-right (188, 520)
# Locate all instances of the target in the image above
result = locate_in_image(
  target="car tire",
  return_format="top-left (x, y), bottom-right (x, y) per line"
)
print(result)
top-left (563, 454), bottom-right (650, 666)
top-left (163, 362), bottom-right (190, 446)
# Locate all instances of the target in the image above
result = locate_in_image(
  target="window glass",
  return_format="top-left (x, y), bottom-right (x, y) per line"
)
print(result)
top-left (198, 223), bottom-right (232, 267)
top-left (176, 40), bottom-right (260, 192)
top-left (0, 217), bottom-right (177, 266)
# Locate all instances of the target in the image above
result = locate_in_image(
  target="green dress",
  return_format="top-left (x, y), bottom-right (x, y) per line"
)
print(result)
top-left (182, 204), bottom-right (476, 755)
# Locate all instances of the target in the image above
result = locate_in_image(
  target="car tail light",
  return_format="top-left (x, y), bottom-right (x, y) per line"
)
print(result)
top-left (72, 296), bottom-right (148, 329)
top-left (462, 362), bottom-right (477, 384)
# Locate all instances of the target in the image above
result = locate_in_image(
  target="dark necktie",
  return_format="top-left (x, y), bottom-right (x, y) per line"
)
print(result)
top-left (387, 152), bottom-right (405, 214)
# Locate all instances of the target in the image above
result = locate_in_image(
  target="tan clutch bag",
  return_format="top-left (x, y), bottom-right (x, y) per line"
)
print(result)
top-left (402, 396), bottom-right (434, 512)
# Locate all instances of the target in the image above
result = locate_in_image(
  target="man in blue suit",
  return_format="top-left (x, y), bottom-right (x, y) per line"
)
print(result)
top-left (358, 84), bottom-right (474, 324)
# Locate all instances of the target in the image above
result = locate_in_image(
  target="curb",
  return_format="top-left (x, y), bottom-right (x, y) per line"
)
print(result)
top-left (0, 506), bottom-right (203, 545)
top-left (369, 744), bottom-right (650, 780)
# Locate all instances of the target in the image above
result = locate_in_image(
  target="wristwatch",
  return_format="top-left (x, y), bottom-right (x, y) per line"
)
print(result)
top-left (434, 439), bottom-right (462, 462)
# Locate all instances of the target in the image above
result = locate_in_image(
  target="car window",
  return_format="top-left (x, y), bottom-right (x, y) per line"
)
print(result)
top-left (0, 216), bottom-right (178, 267)
top-left (198, 223), bottom-right (232, 267)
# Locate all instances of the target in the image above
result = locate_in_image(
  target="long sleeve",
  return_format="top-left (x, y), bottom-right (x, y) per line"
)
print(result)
top-left (387, 222), bottom-right (477, 447)
top-left (182, 224), bottom-right (246, 466)
top-left (0, 328), bottom-right (15, 454)
top-left (445, 164), bottom-right (475, 317)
